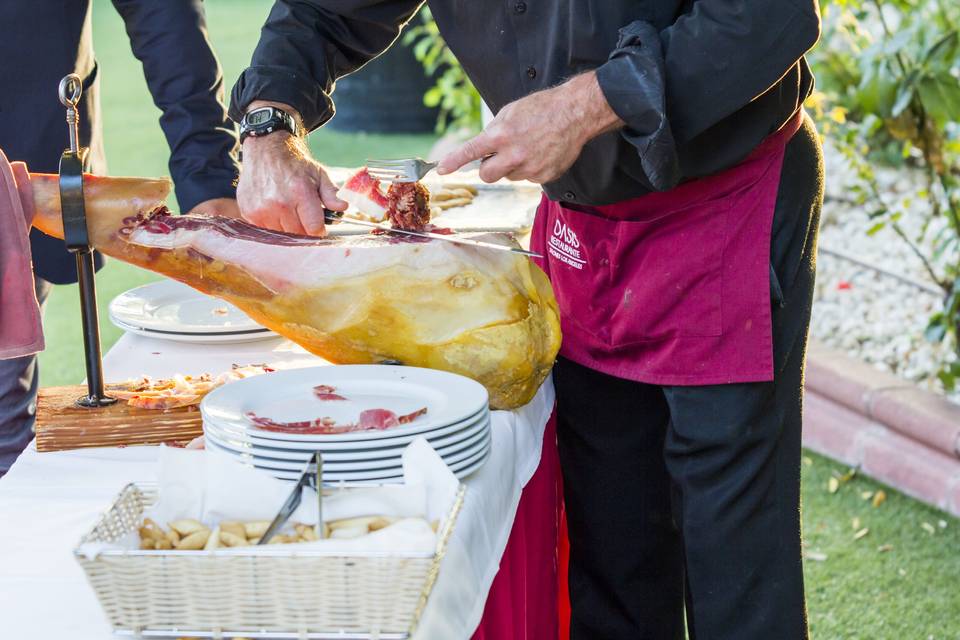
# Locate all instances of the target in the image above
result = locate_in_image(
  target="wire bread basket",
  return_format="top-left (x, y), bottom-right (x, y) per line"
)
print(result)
top-left (74, 482), bottom-right (465, 639)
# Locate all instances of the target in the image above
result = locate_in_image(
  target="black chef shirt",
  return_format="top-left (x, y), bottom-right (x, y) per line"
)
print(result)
top-left (230, 1), bottom-right (820, 206)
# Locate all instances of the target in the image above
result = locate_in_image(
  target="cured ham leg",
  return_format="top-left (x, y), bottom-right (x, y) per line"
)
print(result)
top-left (28, 172), bottom-right (560, 409)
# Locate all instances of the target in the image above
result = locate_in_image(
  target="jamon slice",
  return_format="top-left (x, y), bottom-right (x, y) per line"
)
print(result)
top-left (386, 181), bottom-right (431, 232)
top-left (313, 384), bottom-right (347, 401)
top-left (337, 168), bottom-right (432, 231)
top-left (337, 168), bottom-right (390, 221)
top-left (26, 170), bottom-right (560, 409)
top-left (245, 407), bottom-right (427, 434)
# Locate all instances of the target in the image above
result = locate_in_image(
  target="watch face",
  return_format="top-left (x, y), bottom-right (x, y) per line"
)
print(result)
top-left (247, 108), bottom-right (273, 126)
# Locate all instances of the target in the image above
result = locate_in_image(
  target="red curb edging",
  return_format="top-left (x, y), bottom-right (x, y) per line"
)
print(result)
top-left (805, 341), bottom-right (960, 458)
top-left (803, 340), bottom-right (960, 517)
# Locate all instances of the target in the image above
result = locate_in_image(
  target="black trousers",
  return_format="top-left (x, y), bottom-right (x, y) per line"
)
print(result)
top-left (556, 116), bottom-right (824, 640)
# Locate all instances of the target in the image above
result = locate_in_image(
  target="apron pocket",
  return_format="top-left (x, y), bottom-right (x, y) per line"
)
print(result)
top-left (544, 199), bottom-right (728, 348)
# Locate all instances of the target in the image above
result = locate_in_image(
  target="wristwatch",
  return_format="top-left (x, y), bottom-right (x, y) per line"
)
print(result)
top-left (239, 106), bottom-right (301, 144)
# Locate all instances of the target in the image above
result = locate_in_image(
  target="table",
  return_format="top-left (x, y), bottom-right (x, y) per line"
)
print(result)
top-left (0, 333), bottom-right (559, 639)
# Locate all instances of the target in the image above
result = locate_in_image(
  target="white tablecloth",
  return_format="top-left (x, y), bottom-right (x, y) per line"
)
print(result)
top-left (0, 333), bottom-right (553, 639)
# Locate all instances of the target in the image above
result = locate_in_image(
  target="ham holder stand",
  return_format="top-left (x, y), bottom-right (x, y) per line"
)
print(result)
top-left (57, 73), bottom-right (116, 408)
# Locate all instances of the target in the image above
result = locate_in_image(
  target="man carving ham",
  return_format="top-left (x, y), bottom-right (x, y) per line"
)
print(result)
top-left (229, 2), bottom-right (824, 638)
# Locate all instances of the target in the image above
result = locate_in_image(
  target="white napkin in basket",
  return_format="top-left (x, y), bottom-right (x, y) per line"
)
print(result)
top-left (77, 437), bottom-right (460, 558)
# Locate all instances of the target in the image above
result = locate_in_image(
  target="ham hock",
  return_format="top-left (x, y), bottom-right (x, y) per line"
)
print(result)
top-left (28, 173), bottom-right (561, 409)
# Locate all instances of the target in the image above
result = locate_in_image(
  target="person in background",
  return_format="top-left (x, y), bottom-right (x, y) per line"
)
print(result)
top-left (229, 1), bottom-right (823, 638)
top-left (0, 0), bottom-right (240, 476)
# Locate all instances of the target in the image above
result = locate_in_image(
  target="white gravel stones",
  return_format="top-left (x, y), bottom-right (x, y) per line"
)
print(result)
top-left (812, 143), bottom-right (958, 401)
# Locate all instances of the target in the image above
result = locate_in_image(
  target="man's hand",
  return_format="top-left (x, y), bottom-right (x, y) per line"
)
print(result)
top-left (236, 102), bottom-right (346, 236)
top-left (437, 71), bottom-right (623, 184)
top-left (190, 198), bottom-right (240, 218)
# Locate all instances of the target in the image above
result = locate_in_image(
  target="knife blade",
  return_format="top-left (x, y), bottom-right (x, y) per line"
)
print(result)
top-left (324, 209), bottom-right (543, 258)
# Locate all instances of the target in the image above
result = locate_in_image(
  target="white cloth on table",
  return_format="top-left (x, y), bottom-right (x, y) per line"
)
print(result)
top-left (0, 333), bottom-right (553, 639)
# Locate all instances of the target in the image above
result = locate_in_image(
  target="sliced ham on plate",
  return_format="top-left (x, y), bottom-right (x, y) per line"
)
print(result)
top-left (245, 406), bottom-right (428, 435)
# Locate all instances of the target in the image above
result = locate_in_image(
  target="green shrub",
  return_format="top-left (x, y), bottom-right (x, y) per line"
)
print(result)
top-left (809, 0), bottom-right (960, 387)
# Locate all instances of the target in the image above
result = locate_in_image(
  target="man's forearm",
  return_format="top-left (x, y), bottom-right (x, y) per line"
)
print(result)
top-left (563, 72), bottom-right (624, 146)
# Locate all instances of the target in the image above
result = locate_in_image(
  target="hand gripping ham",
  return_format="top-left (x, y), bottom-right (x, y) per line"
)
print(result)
top-left (27, 172), bottom-right (561, 409)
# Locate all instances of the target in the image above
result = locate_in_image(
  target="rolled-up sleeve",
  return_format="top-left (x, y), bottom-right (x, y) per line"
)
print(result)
top-left (112, 0), bottom-right (240, 212)
top-left (595, 0), bottom-right (820, 190)
top-left (229, 0), bottom-right (424, 132)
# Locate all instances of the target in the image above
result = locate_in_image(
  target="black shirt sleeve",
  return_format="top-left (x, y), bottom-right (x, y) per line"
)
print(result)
top-left (229, 0), bottom-right (425, 131)
top-left (112, 0), bottom-right (240, 212)
top-left (596, 0), bottom-right (820, 189)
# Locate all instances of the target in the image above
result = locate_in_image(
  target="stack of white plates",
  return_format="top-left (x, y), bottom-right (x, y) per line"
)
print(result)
top-left (109, 280), bottom-right (277, 344)
top-left (201, 365), bottom-right (492, 483)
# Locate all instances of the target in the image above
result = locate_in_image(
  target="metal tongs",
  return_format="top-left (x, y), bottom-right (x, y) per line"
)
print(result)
top-left (324, 209), bottom-right (543, 258)
top-left (258, 451), bottom-right (324, 544)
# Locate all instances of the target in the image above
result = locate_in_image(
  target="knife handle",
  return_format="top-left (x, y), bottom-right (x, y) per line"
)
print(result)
top-left (323, 208), bottom-right (344, 223)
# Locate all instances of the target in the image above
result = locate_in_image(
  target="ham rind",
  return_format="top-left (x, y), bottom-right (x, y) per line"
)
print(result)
top-left (337, 168), bottom-right (390, 221)
top-left (27, 171), bottom-right (561, 409)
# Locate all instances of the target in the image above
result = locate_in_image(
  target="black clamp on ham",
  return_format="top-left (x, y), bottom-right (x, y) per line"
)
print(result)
top-left (57, 73), bottom-right (116, 408)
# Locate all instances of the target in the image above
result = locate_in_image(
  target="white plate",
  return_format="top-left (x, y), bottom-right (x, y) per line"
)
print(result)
top-left (207, 426), bottom-right (490, 473)
top-left (201, 365), bottom-right (488, 443)
top-left (227, 438), bottom-right (492, 483)
top-left (205, 414), bottom-right (489, 463)
top-left (206, 418), bottom-right (489, 468)
top-left (111, 318), bottom-right (280, 344)
top-left (109, 280), bottom-right (273, 336)
top-left (203, 407), bottom-right (489, 454)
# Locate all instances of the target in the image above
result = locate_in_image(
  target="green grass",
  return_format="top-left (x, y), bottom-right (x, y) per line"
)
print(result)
top-left (801, 453), bottom-right (959, 639)
top-left (34, 3), bottom-right (960, 638)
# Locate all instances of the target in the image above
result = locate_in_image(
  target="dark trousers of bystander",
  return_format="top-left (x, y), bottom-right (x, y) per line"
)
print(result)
top-left (556, 117), bottom-right (824, 639)
top-left (0, 276), bottom-right (53, 476)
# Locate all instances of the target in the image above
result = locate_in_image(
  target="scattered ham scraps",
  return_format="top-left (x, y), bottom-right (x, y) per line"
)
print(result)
top-left (313, 384), bottom-right (347, 401)
top-left (337, 168), bottom-right (432, 232)
top-left (106, 364), bottom-right (274, 410)
top-left (246, 407), bottom-right (428, 435)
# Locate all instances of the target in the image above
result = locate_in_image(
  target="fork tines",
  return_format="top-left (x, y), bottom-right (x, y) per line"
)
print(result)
top-left (366, 157), bottom-right (438, 183)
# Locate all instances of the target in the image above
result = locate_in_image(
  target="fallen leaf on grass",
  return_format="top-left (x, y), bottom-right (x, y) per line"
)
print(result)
top-left (804, 551), bottom-right (828, 562)
top-left (872, 490), bottom-right (887, 508)
top-left (877, 544), bottom-right (893, 553)
top-left (851, 517), bottom-right (861, 530)
top-left (853, 527), bottom-right (870, 541)
top-left (803, 456), bottom-right (813, 466)
top-left (827, 468), bottom-right (857, 495)
top-left (921, 522), bottom-right (936, 535)
top-left (861, 491), bottom-right (874, 501)
top-left (938, 519), bottom-right (948, 529)
top-left (898, 568), bottom-right (907, 577)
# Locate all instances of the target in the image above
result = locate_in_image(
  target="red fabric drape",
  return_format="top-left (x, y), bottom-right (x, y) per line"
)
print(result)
top-left (472, 411), bottom-right (563, 639)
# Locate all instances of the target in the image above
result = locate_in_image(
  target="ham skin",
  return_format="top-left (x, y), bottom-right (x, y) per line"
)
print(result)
top-left (27, 171), bottom-right (560, 409)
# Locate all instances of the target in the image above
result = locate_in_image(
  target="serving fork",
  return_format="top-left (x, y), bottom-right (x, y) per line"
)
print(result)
top-left (366, 157), bottom-right (438, 183)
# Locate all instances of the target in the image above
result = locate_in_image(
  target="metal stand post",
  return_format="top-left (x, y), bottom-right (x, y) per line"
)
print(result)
top-left (57, 74), bottom-right (116, 408)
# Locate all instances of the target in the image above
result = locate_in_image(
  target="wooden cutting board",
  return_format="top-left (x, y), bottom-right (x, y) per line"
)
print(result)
top-left (35, 385), bottom-right (202, 452)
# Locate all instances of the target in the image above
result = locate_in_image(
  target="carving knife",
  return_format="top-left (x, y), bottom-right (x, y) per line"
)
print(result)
top-left (324, 209), bottom-right (543, 258)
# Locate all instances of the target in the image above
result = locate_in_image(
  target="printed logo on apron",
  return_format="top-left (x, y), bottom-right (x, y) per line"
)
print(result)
top-left (549, 219), bottom-right (585, 270)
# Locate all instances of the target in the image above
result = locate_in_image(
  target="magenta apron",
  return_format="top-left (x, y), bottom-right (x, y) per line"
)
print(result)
top-left (531, 110), bottom-right (805, 385)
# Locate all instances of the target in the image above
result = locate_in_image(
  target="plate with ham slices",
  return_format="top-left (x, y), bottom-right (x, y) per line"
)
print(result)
top-left (200, 365), bottom-right (491, 482)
